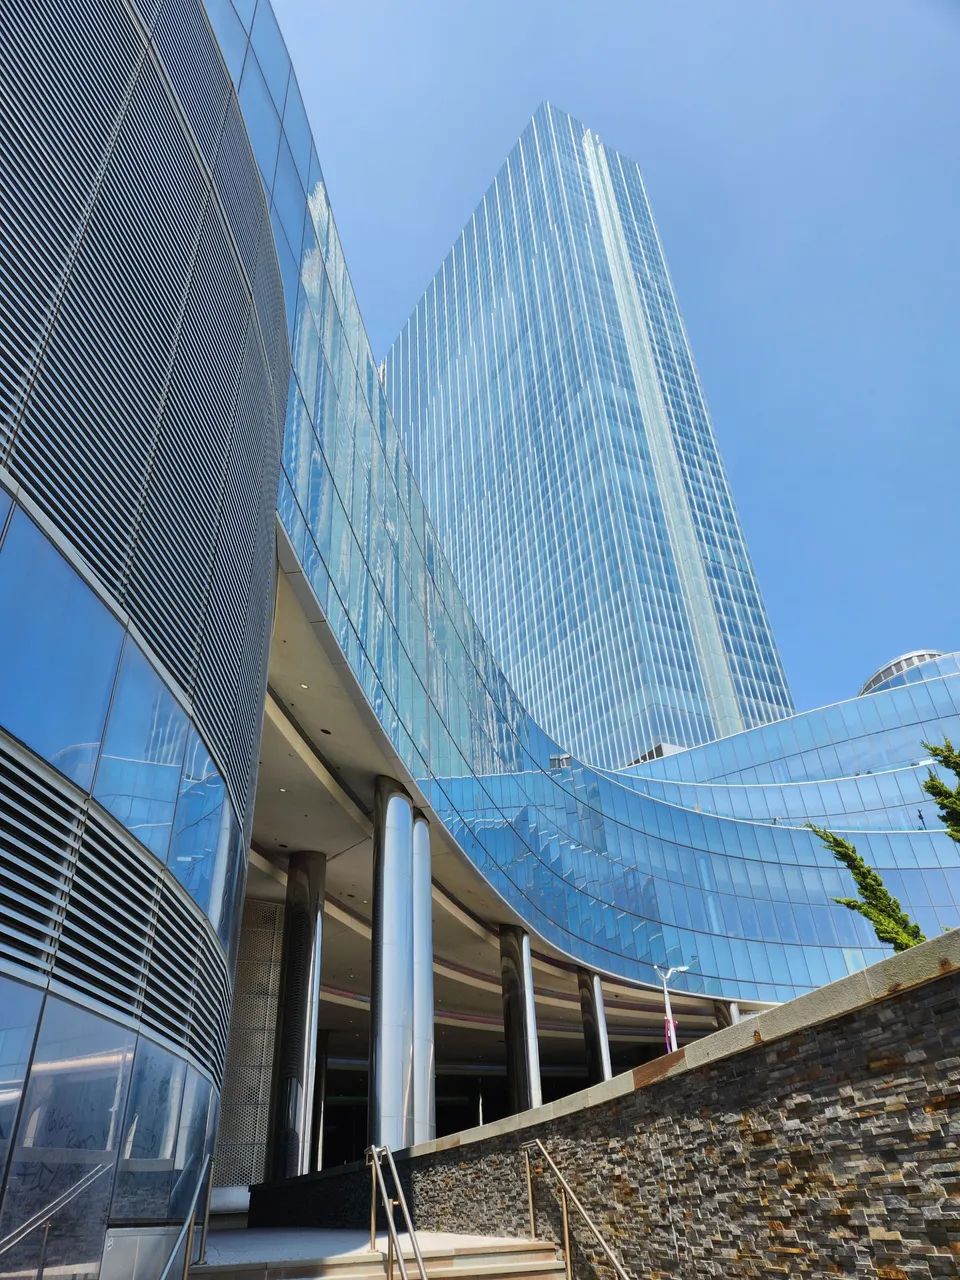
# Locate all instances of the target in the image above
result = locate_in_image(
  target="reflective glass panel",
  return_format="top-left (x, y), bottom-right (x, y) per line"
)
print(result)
top-left (203, 0), bottom-right (247, 82)
top-left (168, 730), bottom-right (226, 914)
top-left (237, 53), bottom-right (280, 189)
top-left (168, 1069), bottom-right (211, 1220)
top-left (0, 510), bottom-right (123, 789)
top-left (94, 641), bottom-right (188, 859)
top-left (215, 812), bottom-right (246, 956)
top-left (0, 997), bottom-right (135, 1280)
top-left (0, 977), bottom-right (43, 1187)
top-left (111, 1038), bottom-right (187, 1221)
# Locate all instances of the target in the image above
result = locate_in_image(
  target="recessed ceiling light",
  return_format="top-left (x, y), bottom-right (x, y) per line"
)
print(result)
top-left (279, 787), bottom-right (287, 793)
top-left (321, 728), bottom-right (331, 735)
top-left (300, 683), bottom-right (309, 689)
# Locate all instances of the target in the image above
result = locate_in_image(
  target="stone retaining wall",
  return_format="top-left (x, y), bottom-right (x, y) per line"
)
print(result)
top-left (251, 932), bottom-right (960, 1278)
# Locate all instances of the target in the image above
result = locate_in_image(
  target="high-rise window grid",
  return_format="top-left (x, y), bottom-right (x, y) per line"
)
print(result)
top-left (387, 104), bottom-right (793, 769)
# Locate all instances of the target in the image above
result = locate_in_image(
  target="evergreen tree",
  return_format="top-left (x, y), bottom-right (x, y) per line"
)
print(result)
top-left (806, 823), bottom-right (926, 952)
top-left (922, 737), bottom-right (960, 844)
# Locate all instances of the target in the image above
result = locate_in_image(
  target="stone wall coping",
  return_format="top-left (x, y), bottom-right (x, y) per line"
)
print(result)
top-left (400, 926), bottom-right (960, 1160)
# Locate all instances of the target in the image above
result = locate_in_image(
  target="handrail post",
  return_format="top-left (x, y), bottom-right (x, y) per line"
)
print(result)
top-left (381, 1145), bottom-right (429, 1280)
top-left (182, 1210), bottom-right (197, 1280)
top-left (156, 1155), bottom-right (212, 1280)
top-left (197, 1162), bottom-right (213, 1264)
top-left (523, 1148), bottom-right (535, 1239)
top-left (370, 1150), bottom-right (378, 1251)
top-left (368, 1147), bottom-right (412, 1280)
top-left (529, 1139), bottom-right (632, 1280)
top-left (561, 1187), bottom-right (571, 1280)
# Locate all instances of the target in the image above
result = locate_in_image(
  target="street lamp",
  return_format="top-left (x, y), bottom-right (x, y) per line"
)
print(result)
top-left (654, 964), bottom-right (688, 1054)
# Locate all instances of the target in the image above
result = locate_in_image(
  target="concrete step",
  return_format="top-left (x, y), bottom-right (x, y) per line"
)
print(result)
top-left (191, 1235), bottom-right (565, 1280)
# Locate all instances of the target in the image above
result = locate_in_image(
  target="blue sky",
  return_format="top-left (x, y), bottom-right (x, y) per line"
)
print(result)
top-left (273, 0), bottom-right (959, 715)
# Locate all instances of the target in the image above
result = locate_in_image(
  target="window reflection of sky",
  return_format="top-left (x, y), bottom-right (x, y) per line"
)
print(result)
top-left (0, 509), bottom-right (122, 790)
top-left (0, 492), bottom-right (237, 941)
top-left (94, 641), bottom-right (189, 860)
top-left (208, 0), bottom-right (960, 1002)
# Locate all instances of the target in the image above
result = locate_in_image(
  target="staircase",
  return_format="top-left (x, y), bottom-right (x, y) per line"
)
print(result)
top-left (190, 1235), bottom-right (566, 1280)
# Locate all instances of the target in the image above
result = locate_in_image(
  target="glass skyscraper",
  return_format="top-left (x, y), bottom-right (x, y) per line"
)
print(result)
top-left (386, 103), bottom-right (793, 770)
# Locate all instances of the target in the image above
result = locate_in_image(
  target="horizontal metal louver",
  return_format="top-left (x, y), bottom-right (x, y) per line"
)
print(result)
top-left (144, 882), bottom-right (230, 1080)
top-left (54, 815), bottom-right (159, 1021)
top-left (152, 0), bottom-right (231, 167)
top-left (0, 0), bottom-right (142, 450)
top-left (212, 99), bottom-right (266, 296)
top-left (11, 56), bottom-right (205, 602)
top-left (1, 736), bottom-right (231, 1083)
top-left (0, 743), bottom-right (81, 975)
top-left (1, 0), bottom-right (288, 826)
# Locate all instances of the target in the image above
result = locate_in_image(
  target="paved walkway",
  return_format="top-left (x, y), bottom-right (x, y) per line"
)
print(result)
top-left (203, 1229), bottom-right (524, 1265)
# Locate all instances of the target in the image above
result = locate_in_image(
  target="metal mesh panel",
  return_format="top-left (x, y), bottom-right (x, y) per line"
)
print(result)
top-left (213, 899), bottom-right (284, 1188)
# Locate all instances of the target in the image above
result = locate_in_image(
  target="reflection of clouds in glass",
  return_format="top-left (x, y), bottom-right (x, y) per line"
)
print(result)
top-left (93, 642), bottom-right (188, 860)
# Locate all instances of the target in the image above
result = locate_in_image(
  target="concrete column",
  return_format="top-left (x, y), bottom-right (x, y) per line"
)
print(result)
top-left (369, 778), bottom-right (415, 1150)
top-left (499, 925), bottom-right (542, 1113)
top-left (412, 813), bottom-right (436, 1143)
top-left (268, 850), bottom-right (326, 1180)
top-left (577, 968), bottom-right (613, 1085)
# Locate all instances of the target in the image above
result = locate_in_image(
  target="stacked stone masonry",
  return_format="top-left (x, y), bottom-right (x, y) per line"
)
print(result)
top-left (251, 931), bottom-right (960, 1278)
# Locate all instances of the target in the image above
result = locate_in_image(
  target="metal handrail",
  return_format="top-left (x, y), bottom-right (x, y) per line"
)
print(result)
top-left (0, 1163), bottom-right (109, 1255)
top-left (158, 1153), bottom-right (212, 1280)
top-left (366, 1145), bottom-right (428, 1280)
top-left (522, 1138), bottom-right (632, 1280)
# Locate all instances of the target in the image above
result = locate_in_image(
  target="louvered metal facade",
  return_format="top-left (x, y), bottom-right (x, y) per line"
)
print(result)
top-left (0, 0), bottom-right (287, 1268)
top-left (0, 735), bottom-right (232, 1082)
top-left (0, 0), bottom-right (287, 825)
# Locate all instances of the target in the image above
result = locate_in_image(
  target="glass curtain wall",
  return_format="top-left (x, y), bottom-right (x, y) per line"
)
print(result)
top-left (386, 103), bottom-right (794, 770)
top-left (207, 0), bottom-right (960, 1005)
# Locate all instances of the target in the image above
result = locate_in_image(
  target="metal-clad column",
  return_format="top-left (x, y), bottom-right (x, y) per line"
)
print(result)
top-left (311, 1030), bottom-right (328, 1171)
top-left (369, 778), bottom-right (415, 1149)
top-left (268, 851), bottom-right (326, 1180)
top-left (499, 925), bottom-right (542, 1113)
top-left (713, 1000), bottom-right (741, 1029)
top-left (412, 813), bottom-right (436, 1143)
top-left (577, 968), bottom-right (612, 1084)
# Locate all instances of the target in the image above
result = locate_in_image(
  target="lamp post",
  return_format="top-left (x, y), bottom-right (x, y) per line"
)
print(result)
top-left (654, 964), bottom-right (688, 1054)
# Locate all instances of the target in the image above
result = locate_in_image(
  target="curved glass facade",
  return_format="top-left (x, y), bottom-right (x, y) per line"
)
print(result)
top-left (0, 493), bottom-right (244, 942)
top-left (0, 982), bottom-right (216, 1279)
top-left (206, 0), bottom-right (960, 1007)
top-left (1, 0), bottom-right (284, 1267)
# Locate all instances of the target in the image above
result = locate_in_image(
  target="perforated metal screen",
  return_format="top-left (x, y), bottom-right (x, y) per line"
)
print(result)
top-left (213, 898), bottom-right (285, 1187)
